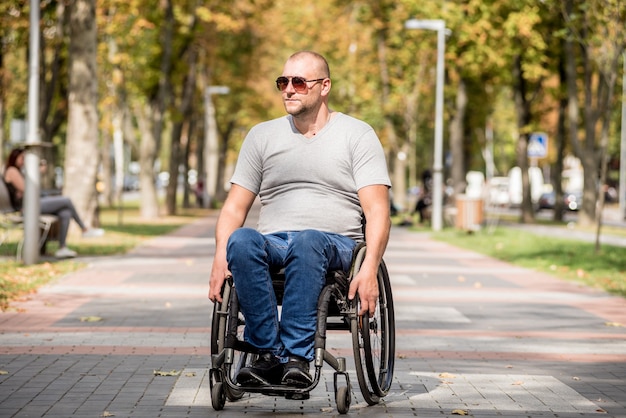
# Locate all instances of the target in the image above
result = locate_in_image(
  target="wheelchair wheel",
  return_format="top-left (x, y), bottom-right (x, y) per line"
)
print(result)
top-left (350, 247), bottom-right (395, 404)
top-left (211, 382), bottom-right (226, 410)
top-left (210, 280), bottom-right (246, 401)
top-left (335, 384), bottom-right (351, 414)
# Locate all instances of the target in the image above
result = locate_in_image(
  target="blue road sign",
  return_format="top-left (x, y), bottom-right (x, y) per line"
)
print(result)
top-left (528, 132), bottom-right (548, 158)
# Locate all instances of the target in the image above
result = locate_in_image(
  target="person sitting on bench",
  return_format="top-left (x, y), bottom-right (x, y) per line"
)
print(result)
top-left (3, 148), bottom-right (104, 258)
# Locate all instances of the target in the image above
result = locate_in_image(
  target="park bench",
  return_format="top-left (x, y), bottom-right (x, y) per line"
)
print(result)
top-left (0, 179), bottom-right (58, 259)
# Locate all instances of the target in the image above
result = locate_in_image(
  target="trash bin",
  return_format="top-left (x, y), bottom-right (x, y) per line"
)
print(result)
top-left (455, 194), bottom-right (483, 232)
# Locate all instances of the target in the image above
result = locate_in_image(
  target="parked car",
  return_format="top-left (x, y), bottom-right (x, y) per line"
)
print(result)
top-left (536, 190), bottom-right (583, 212)
top-left (536, 190), bottom-right (556, 211)
top-left (564, 191), bottom-right (583, 211)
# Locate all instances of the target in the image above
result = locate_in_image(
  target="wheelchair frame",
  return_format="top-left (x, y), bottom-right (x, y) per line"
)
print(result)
top-left (209, 243), bottom-right (395, 414)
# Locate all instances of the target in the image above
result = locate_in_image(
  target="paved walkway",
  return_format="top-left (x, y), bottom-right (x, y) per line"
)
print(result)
top-left (1, 209), bottom-right (625, 417)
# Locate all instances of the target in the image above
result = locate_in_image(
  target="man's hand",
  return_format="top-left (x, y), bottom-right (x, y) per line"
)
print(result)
top-left (209, 260), bottom-right (230, 303)
top-left (347, 266), bottom-right (379, 316)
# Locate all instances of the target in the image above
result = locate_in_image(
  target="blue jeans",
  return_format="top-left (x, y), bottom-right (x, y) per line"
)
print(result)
top-left (226, 228), bottom-right (357, 361)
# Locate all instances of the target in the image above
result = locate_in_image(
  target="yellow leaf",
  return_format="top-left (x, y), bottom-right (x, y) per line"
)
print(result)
top-left (102, 412), bottom-right (115, 417)
top-left (605, 322), bottom-right (623, 327)
top-left (153, 370), bottom-right (180, 377)
top-left (452, 409), bottom-right (469, 415)
top-left (439, 372), bottom-right (456, 379)
top-left (0, 370), bottom-right (8, 375)
top-left (80, 316), bottom-right (103, 322)
top-left (184, 372), bottom-right (196, 377)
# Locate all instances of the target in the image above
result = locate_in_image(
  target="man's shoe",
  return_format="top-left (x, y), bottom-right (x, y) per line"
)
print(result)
top-left (236, 352), bottom-right (283, 386)
top-left (281, 356), bottom-right (312, 388)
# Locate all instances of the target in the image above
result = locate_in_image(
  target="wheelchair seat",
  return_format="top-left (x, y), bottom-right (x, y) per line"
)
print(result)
top-left (209, 242), bottom-right (395, 414)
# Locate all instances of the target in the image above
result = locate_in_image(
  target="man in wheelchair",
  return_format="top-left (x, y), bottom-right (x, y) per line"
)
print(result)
top-left (208, 51), bottom-right (391, 389)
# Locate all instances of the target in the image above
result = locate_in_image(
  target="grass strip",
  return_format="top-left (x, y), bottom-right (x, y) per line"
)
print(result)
top-left (433, 226), bottom-right (626, 298)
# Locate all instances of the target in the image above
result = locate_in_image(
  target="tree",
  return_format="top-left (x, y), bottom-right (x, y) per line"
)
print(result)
top-left (64, 0), bottom-right (100, 229)
top-left (561, 0), bottom-right (626, 230)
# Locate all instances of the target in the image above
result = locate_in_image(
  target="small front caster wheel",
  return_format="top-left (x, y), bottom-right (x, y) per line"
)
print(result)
top-left (336, 385), bottom-right (351, 414)
top-left (211, 382), bottom-right (226, 410)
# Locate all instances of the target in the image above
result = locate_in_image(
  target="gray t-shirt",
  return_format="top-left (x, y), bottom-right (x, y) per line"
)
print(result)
top-left (230, 112), bottom-right (391, 240)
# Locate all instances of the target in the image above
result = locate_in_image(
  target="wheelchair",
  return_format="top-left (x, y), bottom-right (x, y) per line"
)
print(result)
top-left (209, 242), bottom-right (395, 414)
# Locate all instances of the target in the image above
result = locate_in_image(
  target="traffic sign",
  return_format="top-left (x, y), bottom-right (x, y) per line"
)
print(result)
top-left (528, 132), bottom-right (548, 158)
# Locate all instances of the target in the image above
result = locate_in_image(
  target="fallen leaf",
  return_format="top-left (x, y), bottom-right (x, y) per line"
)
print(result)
top-left (0, 370), bottom-right (8, 375)
top-left (80, 316), bottom-right (103, 322)
top-left (505, 365), bottom-right (513, 369)
top-left (451, 409), bottom-right (469, 415)
top-left (605, 322), bottom-right (623, 327)
top-left (572, 376), bottom-right (580, 381)
top-left (512, 381), bottom-right (524, 385)
top-left (153, 370), bottom-right (180, 377)
top-left (184, 372), bottom-right (196, 377)
top-left (101, 412), bottom-right (115, 417)
top-left (438, 372), bottom-right (456, 379)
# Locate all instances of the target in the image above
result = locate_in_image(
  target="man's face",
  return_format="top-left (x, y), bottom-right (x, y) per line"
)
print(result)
top-left (280, 58), bottom-right (325, 117)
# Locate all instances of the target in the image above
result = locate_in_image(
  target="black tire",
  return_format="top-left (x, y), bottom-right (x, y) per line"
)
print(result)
top-left (362, 259), bottom-right (395, 396)
top-left (350, 246), bottom-right (379, 405)
top-left (351, 306), bottom-right (379, 405)
top-left (350, 246), bottom-right (395, 403)
top-left (211, 382), bottom-right (226, 410)
top-left (336, 385), bottom-right (351, 414)
top-left (210, 281), bottom-right (245, 401)
top-left (210, 283), bottom-right (232, 355)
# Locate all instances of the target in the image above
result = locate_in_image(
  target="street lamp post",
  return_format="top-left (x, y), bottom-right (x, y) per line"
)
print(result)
top-left (619, 52), bottom-right (626, 220)
top-left (404, 19), bottom-right (448, 231)
top-left (203, 85), bottom-right (230, 208)
top-left (23, 0), bottom-right (42, 265)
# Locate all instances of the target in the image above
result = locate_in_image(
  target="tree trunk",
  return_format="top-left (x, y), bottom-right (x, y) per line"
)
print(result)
top-left (165, 52), bottom-right (197, 215)
top-left (554, 47), bottom-right (567, 221)
top-left (136, 105), bottom-right (160, 219)
top-left (579, 40), bottom-right (599, 227)
top-left (215, 119), bottom-right (235, 203)
top-left (65, 0), bottom-right (99, 229)
top-left (594, 57), bottom-right (620, 251)
top-left (0, 47), bottom-right (5, 163)
top-left (449, 76), bottom-right (467, 198)
top-left (512, 55), bottom-right (535, 223)
top-left (139, 0), bottom-right (174, 219)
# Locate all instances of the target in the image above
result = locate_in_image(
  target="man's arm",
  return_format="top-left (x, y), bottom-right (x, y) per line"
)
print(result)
top-left (208, 184), bottom-right (257, 303)
top-left (348, 184), bottom-right (391, 315)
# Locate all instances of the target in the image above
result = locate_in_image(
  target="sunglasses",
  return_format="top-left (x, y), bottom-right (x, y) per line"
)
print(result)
top-left (275, 76), bottom-right (326, 93)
